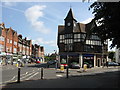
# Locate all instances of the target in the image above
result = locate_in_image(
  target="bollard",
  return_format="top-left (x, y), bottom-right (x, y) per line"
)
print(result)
top-left (83, 64), bottom-right (87, 72)
top-left (41, 67), bottom-right (44, 79)
top-left (16, 63), bottom-right (18, 67)
top-left (60, 65), bottom-right (64, 72)
top-left (17, 67), bottom-right (21, 83)
top-left (66, 65), bottom-right (69, 78)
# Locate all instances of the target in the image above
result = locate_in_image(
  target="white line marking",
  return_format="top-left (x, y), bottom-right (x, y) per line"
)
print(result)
top-left (56, 75), bottom-right (63, 77)
top-left (10, 76), bottom-right (16, 81)
top-left (20, 72), bottom-right (36, 80)
top-left (25, 72), bottom-right (39, 80)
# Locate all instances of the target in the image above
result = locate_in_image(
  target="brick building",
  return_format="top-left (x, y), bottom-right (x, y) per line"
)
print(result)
top-left (32, 44), bottom-right (44, 62)
top-left (0, 23), bottom-right (18, 61)
top-left (0, 22), bottom-right (45, 63)
top-left (18, 35), bottom-right (32, 59)
top-left (57, 8), bottom-right (108, 68)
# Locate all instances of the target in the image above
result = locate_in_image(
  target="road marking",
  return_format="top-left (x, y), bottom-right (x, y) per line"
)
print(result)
top-left (25, 72), bottom-right (39, 80)
top-left (1, 71), bottom-right (35, 84)
top-left (56, 75), bottom-right (63, 77)
top-left (10, 76), bottom-right (16, 81)
top-left (26, 72), bottom-right (28, 74)
top-left (20, 72), bottom-right (36, 80)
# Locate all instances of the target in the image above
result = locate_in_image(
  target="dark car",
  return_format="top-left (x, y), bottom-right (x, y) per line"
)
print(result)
top-left (70, 62), bottom-right (80, 69)
top-left (47, 60), bottom-right (56, 65)
top-left (108, 62), bottom-right (119, 66)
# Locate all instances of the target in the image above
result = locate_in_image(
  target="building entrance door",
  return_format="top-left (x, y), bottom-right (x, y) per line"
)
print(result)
top-left (97, 59), bottom-right (100, 67)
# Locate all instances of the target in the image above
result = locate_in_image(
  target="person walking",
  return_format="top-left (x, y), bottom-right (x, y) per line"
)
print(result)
top-left (106, 61), bottom-right (108, 68)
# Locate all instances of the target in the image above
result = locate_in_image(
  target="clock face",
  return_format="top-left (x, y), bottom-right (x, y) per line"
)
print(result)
top-left (67, 22), bottom-right (71, 26)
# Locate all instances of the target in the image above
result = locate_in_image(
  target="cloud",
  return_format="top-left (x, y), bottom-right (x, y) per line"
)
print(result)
top-left (3, 2), bottom-right (16, 7)
top-left (81, 17), bottom-right (93, 24)
top-left (32, 38), bottom-right (56, 47)
top-left (25, 5), bottom-right (50, 34)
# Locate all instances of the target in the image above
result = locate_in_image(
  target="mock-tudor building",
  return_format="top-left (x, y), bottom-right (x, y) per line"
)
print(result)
top-left (57, 8), bottom-right (108, 68)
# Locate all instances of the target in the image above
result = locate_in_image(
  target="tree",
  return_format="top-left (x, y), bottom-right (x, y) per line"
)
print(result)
top-left (108, 51), bottom-right (115, 61)
top-left (89, 2), bottom-right (120, 49)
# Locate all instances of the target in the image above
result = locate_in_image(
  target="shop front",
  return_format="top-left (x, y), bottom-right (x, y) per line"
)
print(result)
top-left (83, 54), bottom-right (94, 68)
top-left (59, 53), bottom-right (79, 65)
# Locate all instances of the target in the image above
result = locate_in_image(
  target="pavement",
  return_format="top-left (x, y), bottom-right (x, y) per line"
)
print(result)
top-left (1, 66), bottom-right (120, 89)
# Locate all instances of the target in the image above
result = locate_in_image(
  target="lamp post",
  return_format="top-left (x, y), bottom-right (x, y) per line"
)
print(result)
top-left (102, 44), bottom-right (105, 67)
top-left (66, 44), bottom-right (70, 78)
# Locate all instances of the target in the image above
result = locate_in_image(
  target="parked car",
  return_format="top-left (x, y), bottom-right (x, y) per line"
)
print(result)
top-left (60, 63), bottom-right (68, 69)
top-left (70, 62), bottom-right (80, 69)
top-left (36, 61), bottom-right (41, 64)
top-left (108, 62), bottom-right (119, 66)
top-left (7, 60), bottom-right (11, 64)
top-left (47, 60), bottom-right (56, 65)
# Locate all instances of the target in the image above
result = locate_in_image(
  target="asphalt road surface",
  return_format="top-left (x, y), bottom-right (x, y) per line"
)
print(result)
top-left (2, 69), bottom-right (120, 88)
top-left (0, 63), bottom-right (120, 88)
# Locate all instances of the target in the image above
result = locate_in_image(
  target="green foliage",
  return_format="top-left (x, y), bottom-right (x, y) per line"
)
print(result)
top-left (108, 51), bottom-right (115, 61)
top-left (89, 2), bottom-right (120, 49)
top-left (44, 54), bottom-right (56, 62)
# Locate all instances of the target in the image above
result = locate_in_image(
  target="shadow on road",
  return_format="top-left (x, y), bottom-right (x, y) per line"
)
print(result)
top-left (1, 70), bottom-right (120, 89)
top-left (27, 63), bottom-right (56, 69)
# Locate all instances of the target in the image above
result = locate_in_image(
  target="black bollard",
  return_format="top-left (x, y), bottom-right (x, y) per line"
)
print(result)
top-left (41, 67), bottom-right (44, 79)
top-left (17, 67), bottom-right (21, 83)
top-left (66, 66), bottom-right (69, 78)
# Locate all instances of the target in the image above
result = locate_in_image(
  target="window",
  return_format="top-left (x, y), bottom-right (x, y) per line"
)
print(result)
top-left (7, 39), bottom-right (9, 43)
top-left (65, 39), bottom-right (73, 44)
top-left (90, 35), bottom-right (101, 40)
top-left (14, 48), bottom-right (17, 53)
top-left (60, 35), bottom-right (64, 39)
top-left (65, 34), bottom-right (73, 39)
top-left (14, 41), bottom-right (17, 45)
top-left (0, 36), bottom-right (5, 41)
top-left (0, 44), bottom-right (4, 52)
top-left (60, 35), bottom-right (64, 43)
top-left (65, 44), bottom-right (73, 51)
top-left (10, 40), bottom-right (12, 44)
top-left (81, 33), bottom-right (86, 39)
top-left (74, 34), bottom-right (80, 39)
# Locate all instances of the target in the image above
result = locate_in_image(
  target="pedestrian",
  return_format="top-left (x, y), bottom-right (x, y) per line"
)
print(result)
top-left (5, 57), bottom-right (7, 65)
top-left (106, 61), bottom-right (108, 68)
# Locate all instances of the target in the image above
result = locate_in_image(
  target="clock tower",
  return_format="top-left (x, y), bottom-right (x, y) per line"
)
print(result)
top-left (64, 8), bottom-right (77, 34)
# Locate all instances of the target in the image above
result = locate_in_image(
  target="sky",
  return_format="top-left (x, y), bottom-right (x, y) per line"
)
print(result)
top-left (0, 0), bottom-right (115, 54)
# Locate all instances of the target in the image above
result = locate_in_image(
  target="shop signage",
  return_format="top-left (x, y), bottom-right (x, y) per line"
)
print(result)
top-left (83, 54), bottom-right (94, 57)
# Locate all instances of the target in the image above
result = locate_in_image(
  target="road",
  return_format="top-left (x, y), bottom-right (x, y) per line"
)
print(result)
top-left (1, 63), bottom-right (53, 84)
top-left (0, 63), bottom-right (120, 88)
top-left (1, 63), bottom-right (66, 85)
top-left (1, 67), bottom-right (120, 88)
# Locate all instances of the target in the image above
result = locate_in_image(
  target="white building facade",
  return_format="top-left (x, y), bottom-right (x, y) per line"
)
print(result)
top-left (115, 48), bottom-right (120, 63)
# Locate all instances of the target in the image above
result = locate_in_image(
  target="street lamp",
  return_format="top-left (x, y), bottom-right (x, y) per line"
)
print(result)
top-left (66, 44), bottom-right (71, 78)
